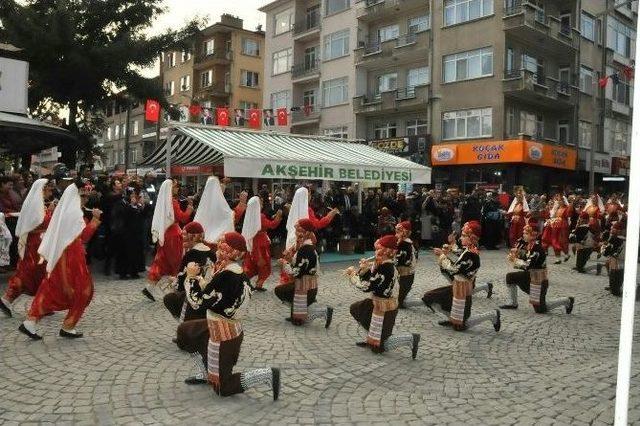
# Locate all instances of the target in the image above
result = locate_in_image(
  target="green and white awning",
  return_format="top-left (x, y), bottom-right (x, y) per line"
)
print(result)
top-left (140, 124), bottom-right (431, 184)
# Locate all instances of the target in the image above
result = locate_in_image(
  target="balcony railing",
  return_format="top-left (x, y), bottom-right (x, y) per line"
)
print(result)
top-left (196, 81), bottom-right (231, 96)
top-left (503, 69), bottom-right (576, 105)
top-left (356, 30), bottom-right (429, 64)
top-left (354, 85), bottom-right (429, 113)
top-left (195, 49), bottom-right (232, 63)
top-left (291, 108), bottom-right (321, 124)
top-left (357, 0), bottom-right (427, 20)
top-left (291, 60), bottom-right (321, 79)
top-left (293, 16), bottom-right (321, 35)
top-left (503, 2), bottom-right (579, 51)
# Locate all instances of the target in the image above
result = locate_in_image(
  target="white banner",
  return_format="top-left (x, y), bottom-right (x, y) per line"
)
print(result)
top-left (224, 157), bottom-right (430, 184)
top-left (0, 58), bottom-right (29, 114)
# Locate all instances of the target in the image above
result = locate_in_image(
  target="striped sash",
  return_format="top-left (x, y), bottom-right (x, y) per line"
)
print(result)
top-left (450, 278), bottom-right (473, 326)
top-left (178, 301), bottom-right (187, 322)
top-left (207, 314), bottom-right (243, 390)
top-left (366, 296), bottom-right (398, 347)
top-left (397, 266), bottom-right (413, 277)
top-left (529, 269), bottom-right (547, 306)
top-left (608, 258), bottom-right (619, 271)
top-left (292, 275), bottom-right (318, 322)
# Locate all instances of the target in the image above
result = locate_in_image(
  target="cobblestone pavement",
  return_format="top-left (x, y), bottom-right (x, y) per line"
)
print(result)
top-left (0, 250), bottom-right (639, 425)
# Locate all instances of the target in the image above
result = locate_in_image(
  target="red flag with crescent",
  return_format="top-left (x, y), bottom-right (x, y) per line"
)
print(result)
top-left (277, 108), bottom-right (288, 126)
top-left (248, 108), bottom-right (261, 129)
top-left (216, 107), bottom-right (230, 126)
top-left (189, 104), bottom-right (202, 118)
top-left (145, 99), bottom-right (160, 122)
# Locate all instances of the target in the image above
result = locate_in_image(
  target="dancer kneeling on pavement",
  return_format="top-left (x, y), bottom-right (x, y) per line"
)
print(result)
top-left (601, 219), bottom-right (626, 297)
top-left (344, 235), bottom-right (420, 358)
top-left (500, 219), bottom-right (575, 314)
top-left (413, 221), bottom-right (500, 332)
top-left (163, 221), bottom-right (215, 323)
top-left (19, 184), bottom-right (102, 339)
top-left (275, 218), bottom-right (333, 328)
top-left (570, 211), bottom-right (600, 274)
top-left (175, 231), bottom-right (280, 400)
top-left (395, 221), bottom-right (417, 309)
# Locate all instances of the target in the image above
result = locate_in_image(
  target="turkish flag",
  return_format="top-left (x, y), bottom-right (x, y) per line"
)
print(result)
top-left (623, 66), bottom-right (634, 80)
top-left (277, 108), bottom-right (288, 126)
top-left (189, 104), bottom-right (202, 118)
top-left (598, 77), bottom-right (609, 88)
top-left (145, 99), bottom-right (160, 122)
top-left (303, 104), bottom-right (313, 116)
top-left (248, 108), bottom-right (261, 129)
top-left (216, 107), bottom-right (230, 126)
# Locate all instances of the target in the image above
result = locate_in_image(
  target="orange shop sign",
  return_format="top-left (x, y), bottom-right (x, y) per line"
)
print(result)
top-left (431, 140), bottom-right (576, 170)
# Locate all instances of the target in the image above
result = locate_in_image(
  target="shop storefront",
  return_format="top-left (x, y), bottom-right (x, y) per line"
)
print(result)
top-left (430, 139), bottom-right (577, 193)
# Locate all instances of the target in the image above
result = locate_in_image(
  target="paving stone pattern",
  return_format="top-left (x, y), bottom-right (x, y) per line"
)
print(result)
top-left (0, 250), bottom-right (639, 425)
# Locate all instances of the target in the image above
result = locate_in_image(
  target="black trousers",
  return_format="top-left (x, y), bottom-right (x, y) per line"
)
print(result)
top-left (506, 270), bottom-right (549, 313)
top-left (163, 291), bottom-right (205, 322)
top-left (398, 274), bottom-right (414, 307)
top-left (575, 248), bottom-right (593, 271)
top-left (349, 299), bottom-right (398, 353)
top-left (609, 269), bottom-right (624, 296)
top-left (273, 283), bottom-right (318, 325)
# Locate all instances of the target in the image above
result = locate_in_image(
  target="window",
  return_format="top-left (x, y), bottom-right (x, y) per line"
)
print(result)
top-left (605, 118), bottom-right (631, 155)
top-left (322, 77), bottom-right (348, 107)
top-left (180, 75), bottom-right (191, 91)
top-left (107, 127), bottom-right (112, 141)
top-left (612, 78), bottom-right (632, 106)
top-left (131, 149), bottom-right (138, 165)
top-left (168, 52), bottom-right (176, 67)
top-left (374, 121), bottom-right (397, 139)
top-left (201, 70), bottom-right (213, 88)
top-left (271, 90), bottom-right (291, 109)
top-left (407, 67), bottom-right (430, 87)
top-left (121, 123), bottom-right (127, 137)
top-left (242, 38), bottom-right (260, 56)
top-left (114, 125), bottom-right (120, 140)
top-left (274, 9), bottom-right (293, 35)
top-left (324, 126), bottom-right (348, 139)
top-left (303, 89), bottom-right (317, 107)
top-left (407, 119), bottom-right (428, 136)
top-left (442, 108), bottom-right (492, 140)
top-left (557, 120), bottom-right (569, 144)
top-left (378, 24), bottom-right (400, 42)
top-left (443, 47), bottom-right (493, 83)
top-left (323, 29), bottom-right (349, 60)
top-left (579, 65), bottom-right (594, 95)
top-left (506, 48), bottom-right (514, 72)
top-left (165, 81), bottom-right (175, 96)
top-left (305, 46), bottom-right (319, 69)
top-left (408, 15), bottom-right (430, 33)
top-left (272, 48), bottom-right (292, 75)
top-left (607, 17), bottom-right (635, 57)
top-left (579, 121), bottom-right (592, 149)
top-left (520, 111), bottom-right (544, 139)
top-left (181, 50), bottom-right (191, 62)
top-left (444, 0), bottom-right (494, 26)
top-left (132, 120), bottom-right (139, 136)
top-left (376, 73), bottom-right (398, 95)
top-left (581, 12), bottom-right (596, 42)
top-left (120, 150), bottom-right (125, 164)
top-left (241, 70), bottom-right (259, 87)
top-left (325, 0), bottom-right (350, 15)
top-left (203, 39), bottom-right (215, 56)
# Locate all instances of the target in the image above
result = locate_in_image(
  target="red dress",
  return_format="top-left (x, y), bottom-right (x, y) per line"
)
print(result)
top-left (28, 220), bottom-right (98, 329)
top-left (243, 213), bottom-right (281, 284)
top-left (508, 203), bottom-right (526, 248)
top-left (148, 200), bottom-right (192, 282)
top-left (545, 205), bottom-right (572, 255)
top-left (4, 210), bottom-right (52, 302)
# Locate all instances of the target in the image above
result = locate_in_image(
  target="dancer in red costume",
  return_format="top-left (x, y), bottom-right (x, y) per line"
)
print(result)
top-left (144, 179), bottom-right (194, 301)
top-left (242, 196), bottom-right (282, 291)
top-left (0, 179), bottom-right (54, 317)
top-left (507, 190), bottom-right (529, 248)
top-left (542, 194), bottom-right (573, 264)
top-left (19, 184), bottom-right (102, 339)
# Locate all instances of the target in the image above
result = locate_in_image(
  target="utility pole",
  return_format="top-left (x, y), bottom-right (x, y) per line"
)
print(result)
top-left (123, 100), bottom-right (131, 171)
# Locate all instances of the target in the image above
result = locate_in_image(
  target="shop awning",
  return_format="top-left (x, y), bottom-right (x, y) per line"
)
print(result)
top-left (140, 124), bottom-right (431, 184)
top-left (0, 112), bottom-right (76, 155)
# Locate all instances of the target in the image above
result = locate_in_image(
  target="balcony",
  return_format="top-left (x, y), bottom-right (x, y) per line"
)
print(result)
top-left (291, 60), bottom-right (321, 83)
top-left (194, 81), bottom-right (231, 99)
top-left (502, 69), bottom-right (577, 110)
top-left (353, 84), bottom-right (429, 115)
top-left (357, 0), bottom-right (428, 22)
top-left (292, 17), bottom-right (321, 42)
top-left (194, 50), bottom-right (232, 66)
top-left (606, 47), bottom-right (634, 68)
top-left (290, 108), bottom-right (321, 126)
top-left (355, 31), bottom-right (429, 69)
top-left (606, 99), bottom-right (632, 117)
top-left (503, 3), bottom-right (579, 56)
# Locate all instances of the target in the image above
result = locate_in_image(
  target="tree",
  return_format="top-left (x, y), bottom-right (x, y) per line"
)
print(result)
top-left (0, 0), bottom-right (199, 167)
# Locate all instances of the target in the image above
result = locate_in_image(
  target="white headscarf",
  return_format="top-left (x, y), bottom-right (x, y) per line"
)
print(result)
top-left (508, 193), bottom-right (529, 213)
top-left (241, 196), bottom-right (262, 252)
top-left (151, 179), bottom-right (175, 246)
top-left (585, 194), bottom-right (605, 214)
top-left (0, 213), bottom-right (12, 266)
top-left (193, 176), bottom-right (234, 244)
top-left (15, 178), bottom-right (49, 259)
top-left (38, 184), bottom-right (85, 273)
top-left (286, 187), bottom-right (309, 249)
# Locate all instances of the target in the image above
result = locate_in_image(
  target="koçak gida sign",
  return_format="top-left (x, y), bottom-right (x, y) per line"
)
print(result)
top-left (431, 140), bottom-right (576, 170)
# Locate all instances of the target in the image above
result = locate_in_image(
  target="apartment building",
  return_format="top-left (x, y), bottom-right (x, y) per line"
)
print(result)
top-left (260, 0), bottom-right (358, 138)
top-left (160, 14), bottom-right (265, 122)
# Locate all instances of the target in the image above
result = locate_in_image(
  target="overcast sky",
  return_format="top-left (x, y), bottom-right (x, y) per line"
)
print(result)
top-left (140, 0), bottom-right (267, 76)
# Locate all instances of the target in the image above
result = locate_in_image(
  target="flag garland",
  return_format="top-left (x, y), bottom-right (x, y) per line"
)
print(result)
top-left (598, 65), bottom-right (634, 88)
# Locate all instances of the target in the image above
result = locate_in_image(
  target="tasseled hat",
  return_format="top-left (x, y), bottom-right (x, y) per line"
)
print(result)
top-left (296, 218), bottom-right (315, 232)
top-left (223, 231), bottom-right (247, 253)
top-left (396, 221), bottom-right (412, 231)
top-left (376, 234), bottom-right (398, 250)
top-left (184, 221), bottom-right (204, 235)
top-left (462, 220), bottom-right (481, 241)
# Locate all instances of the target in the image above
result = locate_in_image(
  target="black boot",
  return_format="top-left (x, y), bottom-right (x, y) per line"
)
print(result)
top-left (59, 329), bottom-right (84, 338)
top-left (142, 288), bottom-right (155, 301)
top-left (325, 307), bottom-right (334, 329)
top-left (0, 298), bottom-right (11, 318)
top-left (566, 297), bottom-right (575, 315)
top-left (272, 368), bottom-right (281, 401)
top-left (486, 282), bottom-right (493, 299)
top-left (411, 333), bottom-right (420, 360)
top-left (18, 323), bottom-right (42, 340)
top-left (493, 310), bottom-right (501, 332)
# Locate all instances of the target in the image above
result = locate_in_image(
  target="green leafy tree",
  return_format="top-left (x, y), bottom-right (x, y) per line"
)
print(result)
top-left (0, 0), bottom-right (199, 166)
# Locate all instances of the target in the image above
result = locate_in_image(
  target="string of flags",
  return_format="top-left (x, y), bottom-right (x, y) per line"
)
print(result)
top-left (144, 100), bottom-right (318, 129)
top-left (598, 65), bottom-right (634, 88)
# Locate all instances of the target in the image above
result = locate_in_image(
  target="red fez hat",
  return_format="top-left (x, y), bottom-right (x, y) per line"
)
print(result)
top-left (184, 221), bottom-right (204, 235)
top-left (223, 231), bottom-right (247, 252)
top-left (462, 221), bottom-right (481, 239)
top-left (524, 218), bottom-right (539, 233)
top-left (377, 235), bottom-right (398, 250)
top-left (612, 221), bottom-right (626, 234)
top-left (579, 211), bottom-right (589, 220)
top-left (396, 221), bottom-right (412, 231)
top-left (296, 218), bottom-right (315, 232)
